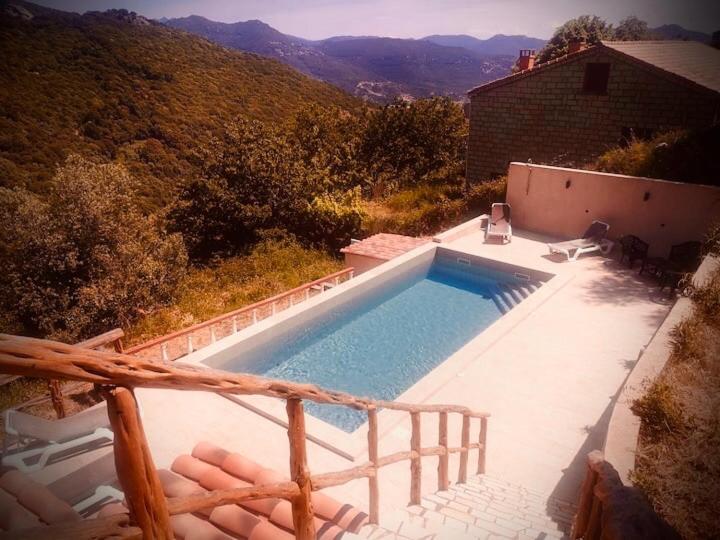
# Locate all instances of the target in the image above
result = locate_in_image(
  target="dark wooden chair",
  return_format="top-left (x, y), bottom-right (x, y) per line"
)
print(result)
top-left (618, 235), bottom-right (649, 268)
top-left (640, 241), bottom-right (702, 285)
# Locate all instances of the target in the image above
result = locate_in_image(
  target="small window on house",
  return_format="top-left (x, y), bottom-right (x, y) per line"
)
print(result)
top-left (582, 63), bottom-right (610, 94)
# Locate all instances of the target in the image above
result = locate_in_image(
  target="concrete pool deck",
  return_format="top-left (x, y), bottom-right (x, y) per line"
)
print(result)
top-left (133, 229), bottom-right (672, 513)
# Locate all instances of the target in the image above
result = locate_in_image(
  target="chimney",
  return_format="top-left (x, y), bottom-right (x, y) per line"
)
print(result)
top-left (517, 49), bottom-right (536, 71)
top-left (568, 38), bottom-right (587, 54)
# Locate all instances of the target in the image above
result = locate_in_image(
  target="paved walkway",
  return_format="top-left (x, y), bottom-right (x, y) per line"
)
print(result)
top-left (128, 230), bottom-right (671, 516)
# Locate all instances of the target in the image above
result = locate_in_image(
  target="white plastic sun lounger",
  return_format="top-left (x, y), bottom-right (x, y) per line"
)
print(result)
top-left (547, 220), bottom-right (612, 261)
top-left (46, 450), bottom-right (123, 514)
top-left (2, 401), bottom-right (113, 473)
top-left (485, 203), bottom-right (512, 243)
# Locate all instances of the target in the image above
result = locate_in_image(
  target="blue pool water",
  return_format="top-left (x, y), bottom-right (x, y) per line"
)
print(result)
top-left (226, 256), bottom-right (538, 432)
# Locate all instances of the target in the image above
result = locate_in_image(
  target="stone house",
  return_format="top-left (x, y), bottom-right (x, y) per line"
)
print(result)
top-left (466, 40), bottom-right (720, 181)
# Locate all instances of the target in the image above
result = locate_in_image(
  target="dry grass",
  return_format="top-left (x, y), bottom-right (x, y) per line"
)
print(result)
top-left (361, 178), bottom-right (506, 237)
top-left (125, 238), bottom-right (343, 347)
top-left (631, 271), bottom-right (720, 539)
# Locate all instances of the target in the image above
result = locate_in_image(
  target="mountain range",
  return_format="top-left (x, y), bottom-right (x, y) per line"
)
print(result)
top-left (164, 16), bottom-right (715, 103)
top-left (164, 16), bottom-right (536, 102)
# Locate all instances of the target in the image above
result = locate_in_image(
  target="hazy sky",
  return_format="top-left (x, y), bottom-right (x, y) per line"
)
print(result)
top-left (33, 0), bottom-right (720, 40)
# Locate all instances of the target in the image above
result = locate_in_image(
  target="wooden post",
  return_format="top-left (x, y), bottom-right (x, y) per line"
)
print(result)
top-left (367, 407), bottom-right (379, 524)
top-left (102, 386), bottom-right (172, 539)
top-left (572, 452), bottom-right (601, 539)
top-left (252, 309), bottom-right (258, 324)
top-left (186, 335), bottom-right (193, 354)
top-left (272, 302), bottom-right (277, 315)
top-left (48, 380), bottom-right (66, 419)
top-left (210, 327), bottom-right (216, 343)
top-left (286, 399), bottom-right (316, 540)
top-left (112, 339), bottom-right (124, 353)
top-left (437, 411), bottom-right (449, 491)
top-left (458, 414), bottom-right (470, 484)
top-left (232, 316), bottom-right (238, 334)
top-left (161, 343), bottom-right (169, 363)
top-left (305, 289), bottom-right (310, 301)
top-left (585, 489), bottom-right (603, 540)
top-left (410, 412), bottom-right (421, 505)
top-left (477, 416), bottom-right (487, 475)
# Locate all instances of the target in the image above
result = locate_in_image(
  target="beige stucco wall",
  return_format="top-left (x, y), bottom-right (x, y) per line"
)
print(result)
top-left (343, 253), bottom-right (387, 275)
top-left (506, 162), bottom-right (720, 256)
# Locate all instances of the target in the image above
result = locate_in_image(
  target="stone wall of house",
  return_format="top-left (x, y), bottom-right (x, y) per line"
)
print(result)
top-left (467, 48), bottom-right (720, 181)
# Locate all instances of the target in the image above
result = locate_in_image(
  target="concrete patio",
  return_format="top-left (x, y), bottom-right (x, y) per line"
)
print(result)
top-left (104, 228), bottom-right (672, 520)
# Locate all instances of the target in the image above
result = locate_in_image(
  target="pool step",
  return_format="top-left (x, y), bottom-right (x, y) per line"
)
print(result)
top-left (492, 280), bottom-right (542, 314)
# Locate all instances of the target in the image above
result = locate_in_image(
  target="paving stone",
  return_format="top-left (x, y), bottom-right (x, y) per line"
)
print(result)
top-left (438, 505), bottom-right (477, 525)
top-left (472, 517), bottom-right (517, 538)
top-left (447, 500), bottom-right (471, 512)
top-left (396, 519), bottom-right (437, 539)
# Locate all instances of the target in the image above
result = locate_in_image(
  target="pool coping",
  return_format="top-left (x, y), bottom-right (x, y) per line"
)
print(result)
top-left (180, 242), bottom-right (575, 461)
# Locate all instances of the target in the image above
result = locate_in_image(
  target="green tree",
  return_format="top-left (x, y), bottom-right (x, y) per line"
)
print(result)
top-left (613, 16), bottom-right (653, 41)
top-left (359, 98), bottom-right (468, 195)
top-left (0, 156), bottom-right (187, 340)
top-left (290, 105), bottom-right (366, 192)
top-left (169, 118), bottom-right (364, 258)
top-left (536, 15), bottom-right (614, 64)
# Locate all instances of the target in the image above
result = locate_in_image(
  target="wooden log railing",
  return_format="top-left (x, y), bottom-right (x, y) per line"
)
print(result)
top-left (125, 268), bottom-right (354, 362)
top-left (0, 334), bottom-right (489, 540)
top-left (571, 451), bottom-right (681, 540)
top-left (41, 328), bottom-right (126, 419)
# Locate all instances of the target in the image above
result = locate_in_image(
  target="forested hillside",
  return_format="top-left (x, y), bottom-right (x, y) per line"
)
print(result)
top-left (0, 2), bottom-right (359, 207)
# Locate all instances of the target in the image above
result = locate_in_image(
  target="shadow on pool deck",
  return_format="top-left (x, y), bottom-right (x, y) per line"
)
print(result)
top-left (576, 258), bottom-right (673, 325)
top-left (545, 342), bottom-right (642, 528)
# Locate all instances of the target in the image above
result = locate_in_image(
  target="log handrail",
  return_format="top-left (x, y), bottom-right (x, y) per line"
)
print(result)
top-left (49, 328), bottom-right (126, 418)
top-left (0, 335), bottom-right (490, 418)
top-left (124, 268), bottom-right (354, 356)
top-left (0, 334), bottom-right (489, 539)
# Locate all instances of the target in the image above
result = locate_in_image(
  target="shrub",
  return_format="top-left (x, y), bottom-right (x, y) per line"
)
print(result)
top-left (594, 126), bottom-right (720, 186)
top-left (296, 188), bottom-right (365, 251)
top-left (631, 381), bottom-right (687, 441)
top-left (669, 318), bottom-right (704, 363)
top-left (704, 221), bottom-right (720, 256)
top-left (0, 156), bottom-right (187, 341)
top-left (691, 271), bottom-right (720, 324)
top-left (466, 177), bottom-right (507, 213)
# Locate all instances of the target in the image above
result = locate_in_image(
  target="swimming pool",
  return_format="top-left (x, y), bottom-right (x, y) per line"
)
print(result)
top-left (219, 249), bottom-right (545, 432)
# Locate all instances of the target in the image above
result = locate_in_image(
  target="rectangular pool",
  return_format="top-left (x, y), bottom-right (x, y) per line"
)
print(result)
top-left (219, 250), bottom-right (546, 432)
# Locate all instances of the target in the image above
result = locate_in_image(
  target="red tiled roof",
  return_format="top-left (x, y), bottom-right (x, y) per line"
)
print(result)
top-left (340, 233), bottom-right (429, 260)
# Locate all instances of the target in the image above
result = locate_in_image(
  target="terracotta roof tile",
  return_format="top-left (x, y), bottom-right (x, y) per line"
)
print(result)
top-left (340, 233), bottom-right (429, 260)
